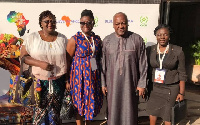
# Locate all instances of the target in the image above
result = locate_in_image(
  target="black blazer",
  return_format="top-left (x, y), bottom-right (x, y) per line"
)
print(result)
top-left (146, 44), bottom-right (187, 84)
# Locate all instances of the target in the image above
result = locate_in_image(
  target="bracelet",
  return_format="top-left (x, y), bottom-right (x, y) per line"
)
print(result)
top-left (179, 93), bottom-right (185, 96)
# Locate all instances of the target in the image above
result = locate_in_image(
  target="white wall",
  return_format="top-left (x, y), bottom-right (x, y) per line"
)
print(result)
top-left (0, 68), bottom-right (11, 96)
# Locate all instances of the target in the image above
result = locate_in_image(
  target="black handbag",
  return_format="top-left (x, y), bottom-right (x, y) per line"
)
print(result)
top-left (171, 99), bottom-right (187, 125)
top-left (60, 91), bottom-right (75, 120)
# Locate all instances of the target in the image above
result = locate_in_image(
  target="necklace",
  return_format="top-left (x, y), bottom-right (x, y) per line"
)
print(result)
top-left (49, 43), bottom-right (52, 48)
top-left (42, 31), bottom-right (56, 48)
top-left (157, 47), bottom-right (168, 54)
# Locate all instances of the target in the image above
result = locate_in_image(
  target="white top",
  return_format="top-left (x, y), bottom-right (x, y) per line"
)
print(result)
top-left (22, 32), bottom-right (68, 80)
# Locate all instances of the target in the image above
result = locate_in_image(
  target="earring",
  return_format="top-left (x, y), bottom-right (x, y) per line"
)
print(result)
top-left (169, 38), bottom-right (170, 40)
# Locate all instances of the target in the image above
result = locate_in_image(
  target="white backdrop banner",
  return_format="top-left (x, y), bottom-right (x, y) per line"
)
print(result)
top-left (0, 3), bottom-right (159, 43)
top-left (0, 3), bottom-right (159, 121)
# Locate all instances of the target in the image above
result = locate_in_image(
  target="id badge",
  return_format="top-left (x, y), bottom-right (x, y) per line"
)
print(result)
top-left (48, 67), bottom-right (56, 80)
top-left (90, 57), bottom-right (97, 71)
top-left (154, 68), bottom-right (166, 84)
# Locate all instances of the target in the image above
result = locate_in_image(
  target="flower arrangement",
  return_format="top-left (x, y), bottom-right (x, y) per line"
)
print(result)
top-left (191, 40), bottom-right (200, 65)
top-left (0, 33), bottom-right (23, 58)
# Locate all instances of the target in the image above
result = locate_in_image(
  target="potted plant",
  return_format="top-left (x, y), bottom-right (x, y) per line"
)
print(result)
top-left (191, 40), bottom-right (200, 84)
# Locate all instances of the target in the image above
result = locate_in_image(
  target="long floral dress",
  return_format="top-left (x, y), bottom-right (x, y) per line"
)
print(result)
top-left (70, 31), bottom-right (103, 120)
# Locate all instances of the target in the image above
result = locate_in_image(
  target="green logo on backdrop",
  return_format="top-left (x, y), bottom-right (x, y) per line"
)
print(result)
top-left (140, 16), bottom-right (148, 26)
top-left (94, 16), bottom-right (98, 27)
top-left (144, 37), bottom-right (147, 44)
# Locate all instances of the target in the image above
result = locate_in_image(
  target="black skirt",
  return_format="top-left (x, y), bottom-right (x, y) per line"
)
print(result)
top-left (146, 82), bottom-right (179, 122)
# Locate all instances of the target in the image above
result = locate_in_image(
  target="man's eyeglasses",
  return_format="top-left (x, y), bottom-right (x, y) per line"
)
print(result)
top-left (80, 21), bottom-right (94, 26)
top-left (42, 20), bottom-right (56, 24)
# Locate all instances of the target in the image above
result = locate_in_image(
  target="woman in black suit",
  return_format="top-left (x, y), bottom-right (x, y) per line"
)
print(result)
top-left (146, 24), bottom-right (187, 125)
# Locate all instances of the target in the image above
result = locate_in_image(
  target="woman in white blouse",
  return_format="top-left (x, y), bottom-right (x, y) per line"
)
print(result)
top-left (20, 10), bottom-right (68, 125)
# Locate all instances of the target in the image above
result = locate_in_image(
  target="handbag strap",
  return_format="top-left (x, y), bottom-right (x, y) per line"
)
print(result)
top-left (20, 56), bottom-right (36, 105)
top-left (14, 55), bottom-right (34, 103)
top-left (14, 56), bottom-right (26, 103)
top-left (19, 55), bottom-right (38, 105)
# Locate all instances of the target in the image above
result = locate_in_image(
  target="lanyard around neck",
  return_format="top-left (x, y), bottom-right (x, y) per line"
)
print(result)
top-left (157, 43), bottom-right (169, 69)
top-left (82, 32), bottom-right (95, 57)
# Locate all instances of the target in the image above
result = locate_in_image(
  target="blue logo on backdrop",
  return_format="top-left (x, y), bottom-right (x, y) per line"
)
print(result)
top-left (105, 19), bottom-right (134, 23)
